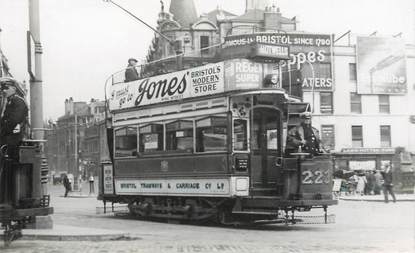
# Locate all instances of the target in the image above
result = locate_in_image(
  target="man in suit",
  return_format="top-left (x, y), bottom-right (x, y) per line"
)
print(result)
top-left (124, 58), bottom-right (140, 82)
top-left (381, 164), bottom-right (396, 203)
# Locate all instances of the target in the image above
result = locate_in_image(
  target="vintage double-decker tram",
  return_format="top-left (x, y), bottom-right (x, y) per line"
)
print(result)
top-left (100, 44), bottom-right (337, 224)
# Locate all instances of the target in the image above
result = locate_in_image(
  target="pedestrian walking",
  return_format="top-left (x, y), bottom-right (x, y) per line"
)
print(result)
top-left (381, 164), bottom-right (396, 203)
top-left (78, 175), bottom-right (83, 193)
top-left (63, 174), bottom-right (71, 197)
top-left (356, 172), bottom-right (367, 196)
top-left (89, 174), bottom-right (95, 195)
top-left (374, 170), bottom-right (383, 195)
top-left (365, 171), bottom-right (375, 195)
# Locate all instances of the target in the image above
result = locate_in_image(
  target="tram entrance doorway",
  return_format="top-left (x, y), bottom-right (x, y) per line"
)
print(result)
top-left (251, 107), bottom-right (282, 196)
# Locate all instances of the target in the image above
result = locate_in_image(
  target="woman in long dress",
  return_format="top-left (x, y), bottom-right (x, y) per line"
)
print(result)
top-left (356, 173), bottom-right (367, 195)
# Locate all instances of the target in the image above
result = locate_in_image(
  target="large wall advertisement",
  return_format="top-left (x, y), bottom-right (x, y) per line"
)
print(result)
top-left (224, 33), bottom-right (334, 91)
top-left (356, 36), bottom-right (407, 94)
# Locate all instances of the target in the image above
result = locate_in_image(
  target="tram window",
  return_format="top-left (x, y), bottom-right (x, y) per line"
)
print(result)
top-left (196, 116), bottom-right (227, 152)
top-left (233, 119), bottom-right (248, 151)
top-left (139, 124), bottom-right (163, 152)
top-left (115, 127), bottom-right (137, 157)
top-left (166, 120), bottom-right (193, 152)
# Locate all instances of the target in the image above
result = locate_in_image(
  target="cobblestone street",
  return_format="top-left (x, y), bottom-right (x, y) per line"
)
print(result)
top-left (1, 184), bottom-right (414, 252)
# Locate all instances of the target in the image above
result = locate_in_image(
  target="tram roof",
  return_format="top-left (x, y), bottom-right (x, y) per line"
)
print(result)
top-left (108, 58), bottom-right (295, 112)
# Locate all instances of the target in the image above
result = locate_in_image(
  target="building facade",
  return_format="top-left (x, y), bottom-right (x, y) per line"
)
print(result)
top-left (138, 0), bottom-right (415, 190)
top-left (46, 98), bottom-right (106, 180)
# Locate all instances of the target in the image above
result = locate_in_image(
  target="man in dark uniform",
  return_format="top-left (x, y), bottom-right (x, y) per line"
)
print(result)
top-left (286, 112), bottom-right (323, 156)
top-left (0, 78), bottom-right (28, 204)
top-left (124, 58), bottom-right (140, 82)
top-left (0, 78), bottom-right (28, 157)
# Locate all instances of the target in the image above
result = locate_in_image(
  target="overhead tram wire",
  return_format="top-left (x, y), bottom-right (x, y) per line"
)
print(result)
top-left (103, 0), bottom-right (173, 44)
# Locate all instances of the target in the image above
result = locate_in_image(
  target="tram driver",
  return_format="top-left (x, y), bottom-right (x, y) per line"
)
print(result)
top-left (285, 112), bottom-right (324, 156)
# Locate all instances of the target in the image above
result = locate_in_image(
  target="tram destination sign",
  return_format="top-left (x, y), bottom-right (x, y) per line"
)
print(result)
top-left (109, 62), bottom-right (225, 110)
top-left (224, 33), bottom-right (334, 91)
top-left (253, 43), bottom-right (290, 60)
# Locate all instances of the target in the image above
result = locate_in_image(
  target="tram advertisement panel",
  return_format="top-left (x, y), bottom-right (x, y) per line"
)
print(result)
top-left (224, 33), bottom-right (333, 91)
top-left (356, 36), bottom-right (407, 94)
top-left (109, 62), bottom-right (225, 110)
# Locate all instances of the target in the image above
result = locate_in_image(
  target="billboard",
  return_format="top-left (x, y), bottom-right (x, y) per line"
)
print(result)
top-left (109, 62), bottom-right (225, 111)
top-left (224, 33), bottom-right (334, 91)
top-left (356, 36), bottom-right (407, 94)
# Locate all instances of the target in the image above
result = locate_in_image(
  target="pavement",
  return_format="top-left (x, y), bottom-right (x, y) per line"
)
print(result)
top-left (16, 181), bottom-right (132, 242)
top-left (338, 193), bottom-right (415, 202)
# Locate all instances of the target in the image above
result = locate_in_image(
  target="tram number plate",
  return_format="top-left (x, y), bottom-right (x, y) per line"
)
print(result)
top-left (302, 169), bottom-right (330, 184)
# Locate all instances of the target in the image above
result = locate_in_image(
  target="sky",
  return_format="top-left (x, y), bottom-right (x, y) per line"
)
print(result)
top-left (0, 0), bottom-right (414, 120)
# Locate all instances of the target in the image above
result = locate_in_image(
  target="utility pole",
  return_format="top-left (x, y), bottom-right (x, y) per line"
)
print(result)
top-left (29, 0), bottom-right (43, 140)
top-left (28, 0), bottom-right (53, 228)
top-left (74, 114), bottom-right (79, 191)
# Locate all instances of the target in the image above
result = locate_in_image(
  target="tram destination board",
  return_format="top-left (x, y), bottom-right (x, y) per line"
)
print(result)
top-left (252, 43), bottom-right (290, 61)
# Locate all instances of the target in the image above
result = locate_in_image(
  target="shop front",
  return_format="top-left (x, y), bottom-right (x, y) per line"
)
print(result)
top-left (333, 147), bottom-right (414, 193)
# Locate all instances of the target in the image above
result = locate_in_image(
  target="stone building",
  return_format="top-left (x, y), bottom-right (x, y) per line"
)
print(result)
top-left (46, 98), bottom-right (106, 180)
top-left (139, 0), bottom-right (414, 191)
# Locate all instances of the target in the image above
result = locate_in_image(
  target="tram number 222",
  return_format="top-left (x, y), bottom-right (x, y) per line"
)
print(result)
top-left (302, 169), bottom-right (330, 184)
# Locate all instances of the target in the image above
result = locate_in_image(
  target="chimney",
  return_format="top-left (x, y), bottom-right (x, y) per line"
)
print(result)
top-left (246, 0), bottom-right (273, 12)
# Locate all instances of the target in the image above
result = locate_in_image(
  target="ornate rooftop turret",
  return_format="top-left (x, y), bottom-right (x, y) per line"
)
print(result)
top-left (169, 0), bottom-right (198, 27)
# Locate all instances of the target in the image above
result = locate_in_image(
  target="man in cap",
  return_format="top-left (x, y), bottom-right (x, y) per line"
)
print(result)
top-left (0, 78), bottom-right (28, 159)
top-left (285, 112), bottom-right (323, 156)
top-left (124, 58), bottom-right (140, 82)
top-left (0, 78), bottom-right (28, 204)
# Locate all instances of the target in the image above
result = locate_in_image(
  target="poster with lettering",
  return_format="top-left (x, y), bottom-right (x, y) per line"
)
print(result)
top-left (224, 59), bottom-right (263, 90)
top-left (109, 62), bottom-right (224, 111)
top-left (224, 33), bottom-right (334, 91)
top-left (356, 36), bottom-right (407, 94)
top-left (103, 164), bottom-right (114, 195)
top-left (115, 178), bottom-right (231, 196)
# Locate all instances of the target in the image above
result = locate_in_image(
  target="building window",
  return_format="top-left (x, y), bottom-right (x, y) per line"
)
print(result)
top-left (351, 126), bottom-right (363, 147)
top-left (166, 120), bottom-right (193, 152)
top-left (349, 63), bottom-right (357, 81)
top-left (380, 125), bottom-right (391, 147)
top-left (233, 119), bottom-right (248, 151)
top-left (200, 35), bottom-right (209, 54)
top-left (321, 125), bottom-right (335, 151)
top-left (196, 116), bottom-right (227, 152)
top-left (115, 127), bottom-right (137, 157)
top-left (379, 95), bottom-right (390, 113)
top-left (320, 92), bottom-right (333, 114)
top-left (350, 93), bottom-right (362, 113)
top-left (139, 124), bottom-right (164, 153)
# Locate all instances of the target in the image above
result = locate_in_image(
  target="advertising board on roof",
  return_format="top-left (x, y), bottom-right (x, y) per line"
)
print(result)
top-left (356, 36), bottom-right (407, 94)
top-left (109, 62), bottom-right (225, 111)
top-left (224, 33), bottom-right (334, 91)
